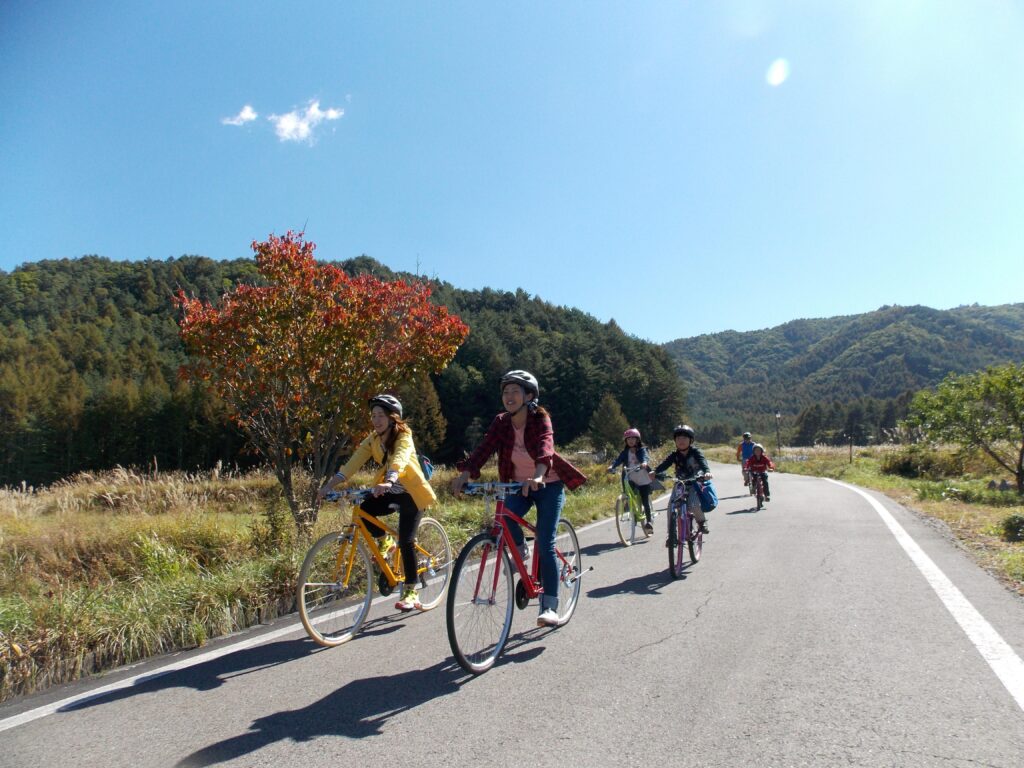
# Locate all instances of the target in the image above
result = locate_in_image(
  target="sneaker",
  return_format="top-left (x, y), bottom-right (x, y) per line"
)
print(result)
top-left (395, 587), bottom-right (422, 612)
top-left (643, 520), bottom-right (654, 536)
top-left (699, 523), bottom-right (709, 534)
top-left (377, 535), bottom-right (397, 557)
top-left (765, 495), bottom-right (771, 502)
top-left (517, 542), bottom-right (530, 562)
top-left (537, 608), bottom-right (559, 627)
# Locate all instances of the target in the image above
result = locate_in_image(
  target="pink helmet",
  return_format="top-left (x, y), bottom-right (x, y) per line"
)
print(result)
top-left (623, 428), bottom-right (641, 440)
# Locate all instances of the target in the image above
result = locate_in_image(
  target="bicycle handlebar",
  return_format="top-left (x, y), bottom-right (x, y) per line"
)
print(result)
top-left (461, 481), bottom-right (528, 497)
top-left (321, 487), bottom-right (395, 503)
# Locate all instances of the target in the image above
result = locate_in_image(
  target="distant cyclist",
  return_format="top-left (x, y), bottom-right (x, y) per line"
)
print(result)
top-left (451, 370), bottom-right (587, 628)
top-left (607, 427), bottom-right (655, 535)
top-left (743, 443), bottom-right (775, 501)
top-left (317, 395), bottom-right (436, 612)
top-left (736, 432), bottom-right (755, 486)
top-left (654, 424), bottom-right (712, 534)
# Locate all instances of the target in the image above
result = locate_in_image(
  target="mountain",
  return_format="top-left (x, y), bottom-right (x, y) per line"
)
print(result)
top-left (662, 303), bottom-right (1024, 437)
top-left (0, 255), bottom-right (683, 485)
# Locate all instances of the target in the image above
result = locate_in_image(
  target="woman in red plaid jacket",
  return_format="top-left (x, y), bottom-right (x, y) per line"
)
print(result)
top-left (451, 370), bottom-right (586, 628)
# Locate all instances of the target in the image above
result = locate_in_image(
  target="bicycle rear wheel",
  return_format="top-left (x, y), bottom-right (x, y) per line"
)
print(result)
top-left (554, 519), bottom-right (582, 625)
top-left (412, 517), bottom-right (452, 610)
top-left (614, 494), bottom-right (635, 546)
top-left (298, 531), bottom-right (373, 647)
top-left (446, 533), bottom-right (514, 674)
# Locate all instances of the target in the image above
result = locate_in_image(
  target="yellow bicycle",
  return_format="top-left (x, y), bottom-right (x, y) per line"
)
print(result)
top-left (297, 488), bottom-right (453, 647)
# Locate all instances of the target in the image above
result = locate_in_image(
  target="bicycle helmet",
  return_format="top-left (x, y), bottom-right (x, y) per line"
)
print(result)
top-left (499, 370), bottom-right (539, 400)
top-left (368, 394), bottom-right (403, 418)
top-left (623, 428), bottom-right (641, 440)
top-left (742, 432), bottom-right (751, 439)
top-left (672, 424), bottom-right (696, 440)
top-left (752, 443), bottom-right (765, 452)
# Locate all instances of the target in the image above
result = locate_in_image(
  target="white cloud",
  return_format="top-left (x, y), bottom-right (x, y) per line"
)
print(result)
top-left (765, 58), bottom-right (790, 87)
top-left (222, 105), bottom-right (258, 126)
top-left (267, 100), bottom-right (344, 143)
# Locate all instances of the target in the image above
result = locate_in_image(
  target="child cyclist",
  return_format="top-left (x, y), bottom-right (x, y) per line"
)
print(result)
top-left (451, 370), bottom-right (587, 628)
top-left (318, 395), bottom-right (435, 612)
top-left (743, 443), bottom-right (775, 501)
top-left (607, 427), bottom-right (655, 535)
top-left (653, 424), bottom-right (713, 534)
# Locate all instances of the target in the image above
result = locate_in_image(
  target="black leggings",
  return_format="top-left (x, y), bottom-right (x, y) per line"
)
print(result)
top-left (359, 492), bottom-right (423, 587)
top-left (629, 481), bottom-right (653, 520)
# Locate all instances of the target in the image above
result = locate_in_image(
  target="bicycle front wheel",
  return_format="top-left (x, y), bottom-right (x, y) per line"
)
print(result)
top-left (554, 519), bottom-right (582, 625)
top-left (298, 532), bottom-right (373, 647)
top-left (688, 512), bottom-right (703, 564)
top-left (614, 494), bottom-right (635, 546)
top-left (412, 517), bottom-right (452, 610)
top-left (446, 533), bottom-right (514, 674)
top-left (667, 505), bottom-right (682, 579)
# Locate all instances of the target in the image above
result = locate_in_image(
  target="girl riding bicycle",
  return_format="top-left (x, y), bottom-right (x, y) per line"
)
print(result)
top-left (318, 394), bottom-right (436, 612)
top-left (607, 428), bottom-right (655, 535)
top-left (653, 424), bottom-right (713, 534)
top-left (451, 370), bottom-right (586, 627)
top-left (743, 443), bottom-right (775, 501)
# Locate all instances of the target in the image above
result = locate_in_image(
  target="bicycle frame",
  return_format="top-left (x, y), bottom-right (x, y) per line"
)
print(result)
top-left (465, 482), bottom-right (575, 602)
top-left (324, 490), bottom-right (428, 588)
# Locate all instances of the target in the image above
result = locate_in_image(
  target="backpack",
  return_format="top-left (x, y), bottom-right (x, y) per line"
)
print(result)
top-left (696, 479), bottom-right (719, 513)
top-left (418, 454), bottom-right (434, 481)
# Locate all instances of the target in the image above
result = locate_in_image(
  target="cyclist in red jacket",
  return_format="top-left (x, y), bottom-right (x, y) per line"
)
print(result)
top-left (743, 443), bottom-right (775, 501)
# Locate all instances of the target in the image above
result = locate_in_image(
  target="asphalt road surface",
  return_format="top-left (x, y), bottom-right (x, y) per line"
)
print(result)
top-left (3, 462), bottom-right (1023, 767)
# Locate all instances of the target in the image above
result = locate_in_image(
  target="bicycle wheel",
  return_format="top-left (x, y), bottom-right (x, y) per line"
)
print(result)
top-left (755, 477), bottom-right (764, 510)
top-left (688, 510), bottom-right (703, 564)
top-left (667, 504), bottom-right (681, 579)
top-left (446, 533), bottom-right (514, 674)
top-left (614, 494), bottom-right (635, 546)
top-left (298, 531), bottom-right (373, 647)
top-left (554, 519), bottom-right (582, 625)
top-left (411, 517), bottom-right (452, 610)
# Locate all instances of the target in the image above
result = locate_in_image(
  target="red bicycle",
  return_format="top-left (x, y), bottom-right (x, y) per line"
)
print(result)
top-left (751, 471), bottom-right (769, 510)
top-left (445, 482), bottom-right (589, 674)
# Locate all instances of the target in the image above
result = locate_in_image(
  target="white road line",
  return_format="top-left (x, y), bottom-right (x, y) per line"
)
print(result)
top-left (827, 479), bottom-right (1024, 713)
top-left (0, 618), bottom-right (311, 733)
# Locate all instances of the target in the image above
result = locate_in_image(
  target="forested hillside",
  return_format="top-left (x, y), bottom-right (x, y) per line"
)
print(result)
top-left (0, 255), bottom-right (684, 485)
top-left (663, 303), bottom-right (1024, 442)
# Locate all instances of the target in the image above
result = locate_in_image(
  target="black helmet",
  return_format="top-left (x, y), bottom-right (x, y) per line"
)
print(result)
top-left (673, 424), bottom-right (696, 440)
top-left (368, 394), bottom-right (402, 418)
top-left (500, 370), bottom-right (539, 400)
top-left (742, 432), bottom-right (751, 439)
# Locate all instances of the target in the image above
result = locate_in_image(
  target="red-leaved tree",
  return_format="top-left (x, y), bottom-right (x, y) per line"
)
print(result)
top-left (174, 232), bottom-right (469, 534)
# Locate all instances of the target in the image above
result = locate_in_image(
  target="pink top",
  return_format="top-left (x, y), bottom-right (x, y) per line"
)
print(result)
top-left (512, 424), bottom-right (559, 484)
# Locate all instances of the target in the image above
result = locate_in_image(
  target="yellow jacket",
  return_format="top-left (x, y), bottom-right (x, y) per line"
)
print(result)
top-left (337, 427), bottom-right (436, 511)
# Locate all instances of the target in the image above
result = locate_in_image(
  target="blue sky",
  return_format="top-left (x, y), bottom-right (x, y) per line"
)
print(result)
top-left (2, 1), bottom-right (1022, 343)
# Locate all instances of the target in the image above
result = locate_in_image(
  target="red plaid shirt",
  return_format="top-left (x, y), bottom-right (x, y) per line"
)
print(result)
top-left (458, 409), bottom-right (587, 490)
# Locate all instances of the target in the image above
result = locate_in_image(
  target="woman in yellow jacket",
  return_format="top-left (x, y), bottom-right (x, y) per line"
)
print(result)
top-left (318, 394), bottom-right (436, 611)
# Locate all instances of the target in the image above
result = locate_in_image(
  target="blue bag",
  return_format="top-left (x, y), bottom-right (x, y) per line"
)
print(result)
top-left (696, 479), bottom-right (718, 513)
top-left (418, 454), bottom-right (434, 480)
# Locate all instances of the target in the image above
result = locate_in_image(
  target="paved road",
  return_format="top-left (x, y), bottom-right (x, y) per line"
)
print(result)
top-left (3, 463), bottom-right (1024, 767)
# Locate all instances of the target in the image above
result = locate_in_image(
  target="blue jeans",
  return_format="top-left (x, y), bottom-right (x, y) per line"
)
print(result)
top-left (502, 481), bottom-right (565, 612)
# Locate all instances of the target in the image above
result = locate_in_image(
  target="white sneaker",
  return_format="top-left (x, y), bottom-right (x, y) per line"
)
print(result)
top-left (517, 542), bottom-right (530, 562)
top-left (537, 608), bottom-right (559, 627)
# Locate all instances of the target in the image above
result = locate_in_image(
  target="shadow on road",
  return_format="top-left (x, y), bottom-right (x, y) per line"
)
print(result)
top-left (58, 615), bottom-right (405, 713)
top-left (587, 568), bottom-right (677, 598)
top-left (725, 507), bottom-right (760, 515)
top-left (580, 541), bottom-right (625, 558)
top-left (176, 637), bottom-right (547, 767)
top-left (175, 657), bottom-right (472, 767)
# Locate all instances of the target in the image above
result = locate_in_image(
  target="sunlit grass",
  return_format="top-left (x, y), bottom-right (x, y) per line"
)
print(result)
top-left (0, 456), bottom-right (619, 702)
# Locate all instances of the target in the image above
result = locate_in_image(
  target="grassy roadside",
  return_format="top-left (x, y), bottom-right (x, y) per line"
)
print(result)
top-left (0, 460), bottom-right (622, 703)
top-left (704, 444), bottom-right (1024, 598)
